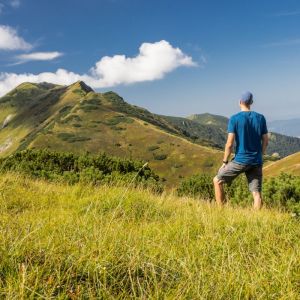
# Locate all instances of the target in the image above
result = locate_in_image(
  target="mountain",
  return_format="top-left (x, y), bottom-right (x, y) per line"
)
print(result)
top-left (264, 152), bottom-right (300, 177)
top-left (187, 113), bottom-right (228, 130)
top-left (1, 82), bottom-right (299, 186)
top-left (268, 119), bottom-right (300, 138)
top-left (0, 81), bottom-right (222, 186)
top-left (168, 113), bottom-right (300, 158)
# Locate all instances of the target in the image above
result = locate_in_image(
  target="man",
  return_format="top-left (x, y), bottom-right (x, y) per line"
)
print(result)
top-left (213, 92), bottom-right (269, 209)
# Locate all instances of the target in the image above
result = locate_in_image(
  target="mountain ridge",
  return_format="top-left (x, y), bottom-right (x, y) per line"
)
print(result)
top-left (0, 81), bottom-right (299, 185)
top-left (0, 81), bottom-right (222, 186)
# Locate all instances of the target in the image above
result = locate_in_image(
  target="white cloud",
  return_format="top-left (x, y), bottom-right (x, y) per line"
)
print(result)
top-left (0, 40), bottom-right (197, 96)
top-left (10, 0), bottom-right (21, 8)
top-left (0, 69), bottom-right (86, 96)
top-left (0, 25), bottom-right (32, 50)
top-left (90, 40), bottom-right (197, 87)
top-left (15, 51), bottom-right (63, 64)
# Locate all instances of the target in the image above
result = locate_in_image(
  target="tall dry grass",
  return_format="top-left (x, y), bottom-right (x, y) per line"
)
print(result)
top-left (0, 173), bottom-right (299, 299)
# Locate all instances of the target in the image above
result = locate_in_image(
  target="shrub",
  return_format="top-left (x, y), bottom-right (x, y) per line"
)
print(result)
top-left (111, 126), bottom-right (126, 131)
top-left (177, 174), bottom-right (214, 200)
top-left (153, 154), bottom-right (167, 160)
top-left (85, 98), bottom-right (101, 106)
top-left (147, 145), bottom-right (160, 151)
top-left (64, 114), bottom-right (82, 123)
top-left (80, 104), bottom-right (99, 112)
top-left (57, 132), bottom-right (91, 143)
top-left (0, 149), bottom-right (163, 193)
top-left (173, 163), bottom-right (183, 168)
top-left (105, 115), bottom-right (134, 126)
top-left (177, 172), bottom-right (300, 213)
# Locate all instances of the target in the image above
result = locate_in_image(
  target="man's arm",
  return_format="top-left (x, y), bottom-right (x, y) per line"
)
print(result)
top-left (222, 133), bottom-right (235, 166)
top-left (262, 133), bottom-right (269, 155)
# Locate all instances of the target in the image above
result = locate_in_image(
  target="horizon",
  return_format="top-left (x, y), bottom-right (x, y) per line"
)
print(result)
top-left (0, 0), bottom-right (300, 121)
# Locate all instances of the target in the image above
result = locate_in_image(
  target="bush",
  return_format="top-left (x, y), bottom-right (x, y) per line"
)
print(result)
top-left (80, 104), bottom-right (99, 112)
top-left (173, 163), bottom-right (183, 168)
top-left (177, 174), bottom-right (214, 200)
top-left (57, 132), bottom-right (91, 143)
top-left (263, 173), bottom-right (300, 211)
top-left (111, 126), bottom-right (126, 131)
top-left (64, 114), bottom-right (82, 123)
top-left (153, 154), bottom-right (167, 160)
top-left (105, 115), bottom-right (134, 126)
top-left (0, 149), bottom-right (163, 193)
top-left (147, 145), bottom-right (160, 151)
top-left (177, 173), bottom-right (300, 213)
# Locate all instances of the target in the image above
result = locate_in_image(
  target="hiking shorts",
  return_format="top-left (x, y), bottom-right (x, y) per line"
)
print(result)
top-left (216, 161), bottom-right (263, 192)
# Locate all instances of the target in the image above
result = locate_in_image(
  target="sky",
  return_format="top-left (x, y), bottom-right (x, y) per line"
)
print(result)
top-left (0, 0), bottom-right (300, 121)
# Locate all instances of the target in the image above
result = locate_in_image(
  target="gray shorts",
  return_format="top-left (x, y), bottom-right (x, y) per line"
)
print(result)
top-left (216, 161), bottom-right (263, 192)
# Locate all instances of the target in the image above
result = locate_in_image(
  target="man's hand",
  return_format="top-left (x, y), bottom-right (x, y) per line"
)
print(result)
top-left (219, 163), bottom-right (227, 171)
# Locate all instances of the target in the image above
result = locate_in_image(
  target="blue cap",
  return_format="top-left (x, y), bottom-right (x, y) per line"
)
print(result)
top-left (240, 91), bottom-right (253, 105)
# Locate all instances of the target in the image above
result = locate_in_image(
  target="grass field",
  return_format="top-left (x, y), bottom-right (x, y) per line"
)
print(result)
top-left (1, 173), bottom-right (299, 299)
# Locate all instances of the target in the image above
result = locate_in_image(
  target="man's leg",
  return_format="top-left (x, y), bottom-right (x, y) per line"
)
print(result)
top-left (213, 177), bottom-right (225, 206)
top-left (252, 191), bottom-right (262, 210)
top-left (246, 165), bottom-right (263, 210)
top-left (213, 162), bottom-right (244, 206)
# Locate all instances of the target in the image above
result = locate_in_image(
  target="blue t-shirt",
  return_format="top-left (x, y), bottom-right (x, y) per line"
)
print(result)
top-left (228, 111), bottom-right (268, 165)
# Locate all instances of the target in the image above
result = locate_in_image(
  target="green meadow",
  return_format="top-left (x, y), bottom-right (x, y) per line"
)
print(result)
top-left (1, 173), bottom-right (299, 299)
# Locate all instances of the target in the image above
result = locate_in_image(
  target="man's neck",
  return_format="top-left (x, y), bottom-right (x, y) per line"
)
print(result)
top-left (240, 106), bottom-right (251, 112)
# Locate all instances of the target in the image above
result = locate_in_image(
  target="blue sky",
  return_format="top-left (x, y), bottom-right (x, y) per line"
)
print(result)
top-left (0, 0), bottom-right (300, 120)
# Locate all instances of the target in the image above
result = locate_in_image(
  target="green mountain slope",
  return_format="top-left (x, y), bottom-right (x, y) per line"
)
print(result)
top-left (264, 152), bottom-right (300, 176)
top-left (160, 115), bottom-right (226, 149)
top-left (0, 81), bottom-right (222, 186)
top-left (188, 113), bottom-right (228, 129)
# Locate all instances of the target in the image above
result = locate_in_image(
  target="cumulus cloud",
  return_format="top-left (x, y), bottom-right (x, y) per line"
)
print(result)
top-left (0, 25), bottom-right (32, 50)
top-left (10, 0), bottom-right (21, 8)
top-left (0, 40), bottom-right (197, 96)
top-left (90, 40), bottom-right (197, 87)
top-left (14, 51), bottom-right (63, 64)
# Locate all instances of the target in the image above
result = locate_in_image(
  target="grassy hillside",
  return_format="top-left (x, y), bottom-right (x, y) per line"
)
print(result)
top-left (264, 152), bottom-right (300, 176)
top-left (1, 174), bottom-right (299, 298)
top-left (187, 113), bottom-right (228, 129)
top-left (0, 81), bottom-right (222, 187)
top-left (160, 115), bottom-right (226, 149)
